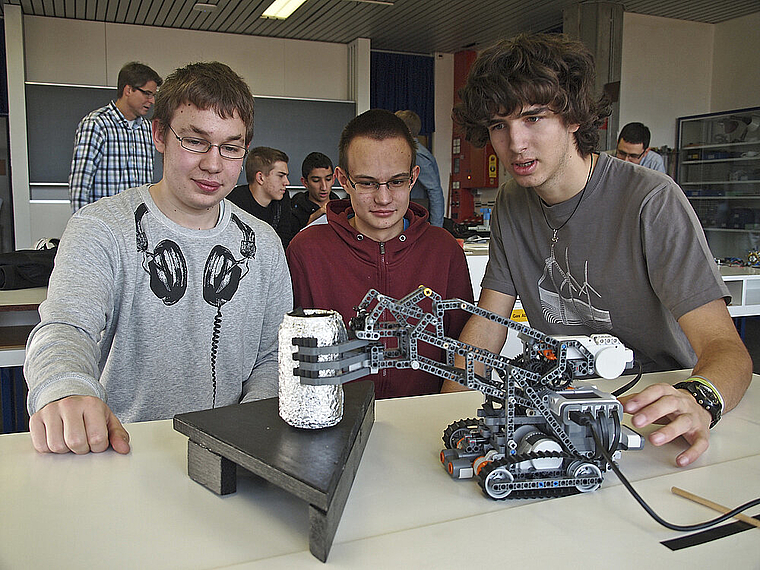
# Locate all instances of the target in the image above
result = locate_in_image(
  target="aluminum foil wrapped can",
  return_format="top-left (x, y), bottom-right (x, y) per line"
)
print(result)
top-left (278, 309), bottom-right (346, 429)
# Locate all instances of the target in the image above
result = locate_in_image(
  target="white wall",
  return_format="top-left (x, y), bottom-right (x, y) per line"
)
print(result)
top-left (24, 16), bottom-right (349, 99)
top-left (10, 15), bottom-right (353, 247)
top-left (711, 12), bottom-right (760, 112)
top-left (619, 13), bottom-right (714, 148)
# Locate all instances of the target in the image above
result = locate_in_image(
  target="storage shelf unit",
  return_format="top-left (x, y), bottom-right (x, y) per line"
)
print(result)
top-left (677, 106), bottom-right (760, 259)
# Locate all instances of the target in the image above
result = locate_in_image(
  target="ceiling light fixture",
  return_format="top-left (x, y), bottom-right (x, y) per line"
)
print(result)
top-left (262, 0), bottom-right (308, 19)
top-left (192, 2), bottom-right (218, 12)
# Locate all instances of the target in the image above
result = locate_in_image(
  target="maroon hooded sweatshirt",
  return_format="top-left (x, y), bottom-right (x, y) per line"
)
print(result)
top-left (287, 199), bottom-right (474, 399)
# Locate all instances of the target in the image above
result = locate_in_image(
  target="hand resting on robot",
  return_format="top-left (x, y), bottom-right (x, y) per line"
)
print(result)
top-left (620, 384), bottom-right (712, 468)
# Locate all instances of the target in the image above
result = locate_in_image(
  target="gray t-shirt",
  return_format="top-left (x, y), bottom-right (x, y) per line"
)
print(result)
top-left (483, 152), bottom-right (728, 372)
top-left (25, 185), bottom-right (293, 422)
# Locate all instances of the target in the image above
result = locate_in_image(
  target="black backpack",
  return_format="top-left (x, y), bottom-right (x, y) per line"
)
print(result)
top-left (0, 244), bottom-right (58, 290)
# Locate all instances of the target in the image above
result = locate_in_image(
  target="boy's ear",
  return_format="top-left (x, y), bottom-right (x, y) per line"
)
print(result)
top-left (152, 120), bottom-right (166, 153)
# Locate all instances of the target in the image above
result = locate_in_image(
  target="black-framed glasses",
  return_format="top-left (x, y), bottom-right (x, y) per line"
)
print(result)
top-left (168, 125), bottom-right (248, 160)
top-left (615, 148), bottom-right (645, 161)
top-left (134, 86), bottom-right (156, 99)
top-left (345, 171), bottom-right (413, 194)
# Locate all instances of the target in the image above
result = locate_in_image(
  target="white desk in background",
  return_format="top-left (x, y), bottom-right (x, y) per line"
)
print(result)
top-left (465, 246), bottom-right (760, 319)
top-left (1, 370), bottom-right (758, 569)
top-left (720, 265), bottom-right (760, 317)
top-left (0, 286), bottom-right (45, 367)
top-left (0, 287), bottom-right (45, 432)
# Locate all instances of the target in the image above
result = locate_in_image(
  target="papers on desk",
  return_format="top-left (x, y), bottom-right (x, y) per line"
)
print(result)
top-left (464, 242), bottom-right (489, 254)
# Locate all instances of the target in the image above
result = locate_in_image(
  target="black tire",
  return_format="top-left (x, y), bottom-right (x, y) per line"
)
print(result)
top-left (442, 418), bottom-right (479, 449)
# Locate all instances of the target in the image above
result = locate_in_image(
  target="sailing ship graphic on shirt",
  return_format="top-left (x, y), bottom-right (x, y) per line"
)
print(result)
top-left (538, 245), bottom-right (612, 331)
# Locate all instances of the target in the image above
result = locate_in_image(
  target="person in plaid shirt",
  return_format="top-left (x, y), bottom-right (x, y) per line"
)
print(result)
top-left (68, 62), bottom-right (163, 212)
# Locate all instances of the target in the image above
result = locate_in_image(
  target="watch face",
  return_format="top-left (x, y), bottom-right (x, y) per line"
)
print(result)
top-left (696, 384), bottom-right (719, 407)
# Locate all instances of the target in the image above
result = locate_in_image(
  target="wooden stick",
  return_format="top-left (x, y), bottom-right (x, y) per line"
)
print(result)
top-left (671, 486), bottom-right (760, 529)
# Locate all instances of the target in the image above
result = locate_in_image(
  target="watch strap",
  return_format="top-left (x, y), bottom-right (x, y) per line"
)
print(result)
top-left (674, 378), bottom-right (722, 429)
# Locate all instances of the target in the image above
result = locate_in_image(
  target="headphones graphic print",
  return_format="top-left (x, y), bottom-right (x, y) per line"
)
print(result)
top-left (135, 203), bottom-right (257, 407)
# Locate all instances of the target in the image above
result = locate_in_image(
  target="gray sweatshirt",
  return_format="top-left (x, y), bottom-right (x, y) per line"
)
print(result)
top-left (25, 185), bottom-right (292, 422)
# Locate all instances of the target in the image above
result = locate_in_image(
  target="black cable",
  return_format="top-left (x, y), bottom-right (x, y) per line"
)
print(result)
top-left (610, 409), bottom-right (621, 454)
top-left (596, 413), bottom-right (609, 460)
top-left (612, 360), bottom-right (643, 397)
top-left (583, 415), bottom-right (760, 532)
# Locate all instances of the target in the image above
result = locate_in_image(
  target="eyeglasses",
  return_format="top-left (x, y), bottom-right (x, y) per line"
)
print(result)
top-left (615, 148), bottom-right (645, 161)
top-left (168, 125), bottom-right (248, 160)
top-left (345, 171), bottom-right (413, 194)
top-left (134, 86), bottom-right (156, 100)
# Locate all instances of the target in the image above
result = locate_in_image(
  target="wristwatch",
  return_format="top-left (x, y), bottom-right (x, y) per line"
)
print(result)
top-left (673, 377), bottom-right (723, 429)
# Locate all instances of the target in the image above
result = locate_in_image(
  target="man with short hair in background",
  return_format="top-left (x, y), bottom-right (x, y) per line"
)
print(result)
top-left (291, 152), bottom-right (341, 229)
top-left (615, 121), bottom-right (666, 173)
top-left (227, 146), bottom-right (296, 248)
top-left (69, 61), bottom-right (163, 212)
top-left (395, 110), bottom-right (445, 226)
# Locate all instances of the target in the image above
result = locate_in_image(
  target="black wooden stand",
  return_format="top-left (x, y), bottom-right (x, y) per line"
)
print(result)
top-left (173, 381), bottom-right (375, 562)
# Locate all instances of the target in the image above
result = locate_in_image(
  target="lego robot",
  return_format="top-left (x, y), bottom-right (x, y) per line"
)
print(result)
top-left (292, 286), bottom-right (644, 500)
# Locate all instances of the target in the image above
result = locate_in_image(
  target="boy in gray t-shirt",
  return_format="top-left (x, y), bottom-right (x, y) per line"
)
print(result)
top-left (450, 33), bottom-right (751, 468)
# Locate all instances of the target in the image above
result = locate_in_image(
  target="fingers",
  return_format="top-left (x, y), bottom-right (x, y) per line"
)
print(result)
top-left (29, 411), bottom-right (59, 453)
top-left (28, 396), bottom-right (127, 455)
top-left (106, 410), bottom-right (131, 455)
top-left (628, 394), bottom-right (681, 430)
top-left (647, 411), bottom-right (710, 467)
top-left (61, 402), bottom-right (92, 454)
top-left (621, 383), bottom-right (712, 467)
top-left (82, 404), bottom-right (111, 453)
top-left (29, 399), bottom-right (88, 453)
top-left (619, 383), bottom-right (672, 417)
top-left (675, 435), bottom-right (709, 467)
top-left (646, 410), bottom-right (704, 446)
top-left (622, 383), bottom-right (690, 428)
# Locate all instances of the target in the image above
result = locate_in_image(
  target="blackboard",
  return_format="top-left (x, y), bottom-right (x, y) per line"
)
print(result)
top-left (249, 97), bottom-right (355, 183)
top-left (26, 83), bottom-right (117, 183)
top-left (25, 83), bottom-right (356, 186)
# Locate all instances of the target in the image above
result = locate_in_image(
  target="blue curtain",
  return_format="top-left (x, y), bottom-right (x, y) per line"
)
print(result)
top-left (370, 51), bottom-right (435, 137)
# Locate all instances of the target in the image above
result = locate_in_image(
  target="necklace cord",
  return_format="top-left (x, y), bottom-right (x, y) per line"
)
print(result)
top-left (540, 153), bottom-right (595, 234)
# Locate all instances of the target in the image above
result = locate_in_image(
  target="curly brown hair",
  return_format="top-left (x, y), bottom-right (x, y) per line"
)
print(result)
top-left (453, 33), bottom-right (610, 157)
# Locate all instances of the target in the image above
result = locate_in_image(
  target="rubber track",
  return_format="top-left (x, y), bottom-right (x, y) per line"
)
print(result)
top-left (477, 451), bottom-right (596, 500)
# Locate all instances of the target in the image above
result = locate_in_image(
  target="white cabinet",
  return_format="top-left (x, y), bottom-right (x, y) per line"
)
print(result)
top-left (720, 266), bottom-right (760, 317)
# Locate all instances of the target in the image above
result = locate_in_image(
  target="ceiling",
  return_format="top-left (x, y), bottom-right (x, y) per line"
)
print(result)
top-left (4, 0), bottom-right (760, 54)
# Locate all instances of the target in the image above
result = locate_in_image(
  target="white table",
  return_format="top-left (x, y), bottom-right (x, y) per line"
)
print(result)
top-left (1, 370), bottom-right (758, 569)
top-left (465, 248), bottom-right (760, 318)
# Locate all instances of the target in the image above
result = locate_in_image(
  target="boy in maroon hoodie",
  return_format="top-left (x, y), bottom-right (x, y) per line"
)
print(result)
top-left (287, 109), bottom-right (473, 399)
